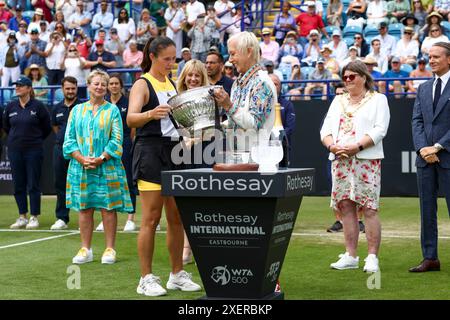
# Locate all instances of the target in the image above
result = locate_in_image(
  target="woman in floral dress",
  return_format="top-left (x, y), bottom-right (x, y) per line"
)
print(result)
top-left (320, 61), bottom-right (390, 273)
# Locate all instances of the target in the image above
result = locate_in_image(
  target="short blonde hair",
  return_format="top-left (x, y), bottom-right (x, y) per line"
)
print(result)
top-left (87, 69), bottom-right (110, 86)
top-left (227, 31), bottom-right (260, 64)
top-left (176, 59), bottom-right (210, 93)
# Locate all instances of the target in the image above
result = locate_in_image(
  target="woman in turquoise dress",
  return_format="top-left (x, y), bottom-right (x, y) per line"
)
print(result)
top-left (63, 69), bottom-right (133, 265)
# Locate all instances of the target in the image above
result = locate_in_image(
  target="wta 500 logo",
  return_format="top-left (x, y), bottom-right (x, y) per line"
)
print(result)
top-left (211, 265), bottom-right (254, 285)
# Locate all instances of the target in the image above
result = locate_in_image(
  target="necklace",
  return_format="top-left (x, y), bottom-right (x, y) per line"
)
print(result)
top-left (349, 91), bottom-right (366, 104)
top-left (339, 91), bottom-right (374, 133)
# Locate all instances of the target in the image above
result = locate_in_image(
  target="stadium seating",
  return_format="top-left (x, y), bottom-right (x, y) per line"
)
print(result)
top-left (301, 66), bottom-right (315, 79)
top-left (441, 21), bottom-right (450, 38)
top-left (325, 25), bottom-right (340, 36)
top-left (364, 24), bottom-right (379, 43)
top-left (388, 23), bottom-right (404, 40)
top-left (400, 63), bottom-right (413, 74)
top-left (343, 25), bottom-right (363, 38)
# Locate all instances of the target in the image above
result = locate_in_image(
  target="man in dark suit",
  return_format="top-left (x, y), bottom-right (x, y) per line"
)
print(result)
top-left (410, 42), bottom-right (450, 272)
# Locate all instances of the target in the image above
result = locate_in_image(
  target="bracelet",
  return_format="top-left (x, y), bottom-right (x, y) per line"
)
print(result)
top-left (327, 144), bottom-right (335, 151)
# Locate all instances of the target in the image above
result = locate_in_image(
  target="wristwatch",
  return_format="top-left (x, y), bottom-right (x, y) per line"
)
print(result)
top-left (434, 143), bottom-right (443, 151)
top-left (100, 154), bottom-right (107, 162)
top-left (358, 143), bottom-right (364, 151)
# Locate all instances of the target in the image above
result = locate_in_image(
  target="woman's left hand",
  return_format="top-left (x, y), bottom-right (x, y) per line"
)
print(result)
top-left (84, 157), bottom-right (102, 169)
top-left (336, 144), bottom-right (360, 158)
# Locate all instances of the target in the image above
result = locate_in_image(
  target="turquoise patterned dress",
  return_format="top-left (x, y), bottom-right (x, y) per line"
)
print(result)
top-left (62, 101), bottom-right (133, 213)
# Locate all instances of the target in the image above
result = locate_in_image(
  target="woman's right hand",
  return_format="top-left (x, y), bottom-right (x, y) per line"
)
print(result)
top-left (76, 155), bottom-right (96, 169)
top-left (148, 105), bottom-right (172, 120)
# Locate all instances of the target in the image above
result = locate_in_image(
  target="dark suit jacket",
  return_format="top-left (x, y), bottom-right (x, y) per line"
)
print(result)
top-left (412, 77), bottom-right (450, 168)
top-left (279, 97), bottom-right (296, 145)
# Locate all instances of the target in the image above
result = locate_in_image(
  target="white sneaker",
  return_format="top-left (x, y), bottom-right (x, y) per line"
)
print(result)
top-left (51, 219), bottom-right (68, 230)
top-left (363, 254), bottom-right (380, 273)
top-left (166, 270), bottom-right (202, 292)
top-left (137, 274), bottom-right (167, 297)
top-left (330, 252), bottom-right (359, 270)
top-left (123, 220), bottom-right (136, 232)
top-left (72, 247), bottom-right (93, 264)
top-left (101, 248), bottom-right (116, 264)
top-left (10, 217), bottom-right (28, 229)
top-left (96, 221), bottom-right (104, 231)
top-left (26, 216), bottom-right (39, 229)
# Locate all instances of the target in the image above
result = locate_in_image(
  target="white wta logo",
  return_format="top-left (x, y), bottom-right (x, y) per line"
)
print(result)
top-left (211, 265), bottom-right (231, 285)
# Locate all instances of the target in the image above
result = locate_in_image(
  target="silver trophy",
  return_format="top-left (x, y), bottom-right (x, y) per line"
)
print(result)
top-left (168, 85), bottom-right (222, 135)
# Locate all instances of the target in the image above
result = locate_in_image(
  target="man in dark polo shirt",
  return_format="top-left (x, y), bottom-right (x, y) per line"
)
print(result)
top-left (50, 76), bottom-right (81, 230)
top-left (85, 39), bottom-right (116, 71)
top-left (205, 51), bottom-right (234, 95)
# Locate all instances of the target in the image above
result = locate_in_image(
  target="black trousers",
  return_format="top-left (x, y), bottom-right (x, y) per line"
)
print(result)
top-left (123, 140), bottom-right (136, 213)
top-left (8, 148), bottom-right (43, 215)
top-left (47, 69), bottom-right (65, 86)
top-left (53, 144), bottom-right (70, 223)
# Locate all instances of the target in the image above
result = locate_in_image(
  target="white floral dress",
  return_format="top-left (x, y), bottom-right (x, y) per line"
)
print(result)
top-left (331, 96), bottom-right (382, 211)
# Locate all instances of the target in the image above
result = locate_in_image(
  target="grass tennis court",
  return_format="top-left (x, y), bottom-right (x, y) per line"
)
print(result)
top-left (0, 196), bottom-right (449, 300)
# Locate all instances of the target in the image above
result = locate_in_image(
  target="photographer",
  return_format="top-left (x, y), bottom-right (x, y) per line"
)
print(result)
top-left (278, 30), bottom-right (303, 61)
top-left (165, 0), bottom-right (186, 59)
top-left (44, 31), bottom-right (67, 85)
top-left (62, 42), bottom-right (87, 98)
top-left (187, 13), bottom-right (212, 62)
top-left (205, 5), bottom-right (221, 49)
top-left (24, 28), bottom-right (47, 69)
top-left (73, 28), bottom-right (91, 59)
top-left (302, 29), bottom-right (322, 67)
top-left (0, 31), bottom-right (23, 87)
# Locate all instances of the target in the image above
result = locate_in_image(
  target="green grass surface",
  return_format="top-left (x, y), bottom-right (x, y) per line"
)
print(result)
top-left (0, 196), bottom-right (449, 300)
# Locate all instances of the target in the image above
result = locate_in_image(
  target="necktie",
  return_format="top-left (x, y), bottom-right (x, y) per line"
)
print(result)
top-left (433, 78), bottom-right (442, 113)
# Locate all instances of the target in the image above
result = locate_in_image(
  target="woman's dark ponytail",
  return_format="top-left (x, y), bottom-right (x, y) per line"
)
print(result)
top-left (141, 37), bottom-right (176, 73)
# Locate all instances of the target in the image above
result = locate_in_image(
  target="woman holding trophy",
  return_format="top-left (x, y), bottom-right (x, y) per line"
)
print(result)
top-left (212, 32), bottom-right (277, 152)
top-left (127, 37), bottom-right (201, 297)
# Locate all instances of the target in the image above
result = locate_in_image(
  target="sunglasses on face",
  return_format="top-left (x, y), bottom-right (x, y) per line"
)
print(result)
top-left (343, 74), bottom-right (358, 82)
top-left (69, 49), bottom-right (77, 52)
top-left (404, 32), bottom-right (412, 35)
top-left (354, 36), bottom-right (361, 40)
top-left (431, 29), bottom-right (440, 32)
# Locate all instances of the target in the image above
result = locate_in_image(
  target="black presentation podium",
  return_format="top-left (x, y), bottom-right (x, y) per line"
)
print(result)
top-left (161, 168), bottom-right (315, 300)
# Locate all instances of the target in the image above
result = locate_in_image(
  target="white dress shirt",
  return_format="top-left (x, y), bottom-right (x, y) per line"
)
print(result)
top-left (433, 69), bottom-right (450, 100)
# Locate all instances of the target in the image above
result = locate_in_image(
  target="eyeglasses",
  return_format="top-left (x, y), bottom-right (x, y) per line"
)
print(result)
top-left (431, 29), bottom-right (440, 32)
top-left (343, 74), bottom-right (358, 82)
top-left (392, 61), bottom-right (400, 64)
top-left (69, 49), bottom-right (77, 52)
